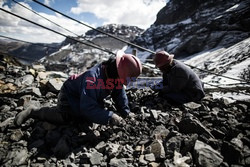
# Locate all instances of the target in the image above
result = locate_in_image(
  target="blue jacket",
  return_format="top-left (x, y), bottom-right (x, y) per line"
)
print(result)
top-left (63, 64), bottom-right (130, 125)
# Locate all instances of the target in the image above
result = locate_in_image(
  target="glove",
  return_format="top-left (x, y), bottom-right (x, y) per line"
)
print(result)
top-left (128, 112), bottom-right (135, 119)
top-left (110, 113), bottom-right (125, 126)
top-left (127, 112), bottom-right (136, 124)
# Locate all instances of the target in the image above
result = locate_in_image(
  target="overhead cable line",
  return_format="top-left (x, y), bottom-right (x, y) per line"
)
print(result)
top-left (11, 0), bottom-right (99, 47)
top-left (5, 1), bottom-right (250, 86)
top-left (32, 0), bottom-right (250, 86)
top-left (0, 34), bottom-right (95, 62)
top-left (1, 8), bottom-right (249, 95)
top-left (0, 8), bottom-right (115, 55)
top-left (0, 34), bottom-right (73, 62)
top-left (0, 35), bottom-right (66, 62)
top-left (0, 34), bottom-right (59, 50)
top-left (32, 0), bottom-right (155, 54)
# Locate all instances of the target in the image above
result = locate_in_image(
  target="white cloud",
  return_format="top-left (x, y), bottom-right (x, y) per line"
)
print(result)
top-left (0, 1), bottom-right (90, 43)
top-left (44, 0), bottom-right (54, 6)
top-left (0, 0), bottom-right (167, 43)
top-left (70, 0), bottom-right (166, 29)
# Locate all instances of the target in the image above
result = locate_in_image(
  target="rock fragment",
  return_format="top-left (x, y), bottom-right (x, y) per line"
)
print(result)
top-left (194, 140), bottom-right (223, 167)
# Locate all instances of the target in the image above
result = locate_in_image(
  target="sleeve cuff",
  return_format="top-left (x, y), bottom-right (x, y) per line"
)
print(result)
top-left (108, 111), bottom-right (113, 117)
top-left (121, 109), bottom-right (130, 118)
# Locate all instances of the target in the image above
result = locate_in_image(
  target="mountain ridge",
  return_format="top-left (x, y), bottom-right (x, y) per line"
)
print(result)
top-left (132, 0), bottom-right (250, 59)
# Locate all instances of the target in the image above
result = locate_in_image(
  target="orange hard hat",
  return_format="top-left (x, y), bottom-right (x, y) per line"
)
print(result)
top-left (116, 50), bottom-right (142, 85)
top-left (154, 51), bottom-right (174, 68)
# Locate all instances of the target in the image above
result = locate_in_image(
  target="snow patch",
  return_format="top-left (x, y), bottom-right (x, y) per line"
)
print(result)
top-left (226, 4), bottom-right (240, 12)
top-left (125, 46), bottom-right (152, 63)
top-left (183, 47), bottom-right (226, 68)
top-left (61, 44), bottom-right (71, 50)
top-left (183, 38), bottom-right (250, 101)
top-left (180, 18), bottom-right (192, 24)
top-left (212, 92), bottom-right (250, 101)
top-left (218, 58), bottom-right (250, 84)
top-left (167, 38), bottom-right (181, 51)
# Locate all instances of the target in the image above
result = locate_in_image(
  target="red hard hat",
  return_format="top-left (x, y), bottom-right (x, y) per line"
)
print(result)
top-left (116, 50), bottom-right (142, 85)
top-left (154, 51), bottom-right (174, 68)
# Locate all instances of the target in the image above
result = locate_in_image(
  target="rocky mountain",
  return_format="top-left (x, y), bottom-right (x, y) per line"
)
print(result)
top-left (0, 38), bottom-right (60, 65)
top-left (39, 24), bottom-right (144, 75)
top-left (0, 24), bottom-right (143, 70)
top-left (132, 0), bottom-right (250, 59)
top-left (85, 24), bottom-right (143, 40)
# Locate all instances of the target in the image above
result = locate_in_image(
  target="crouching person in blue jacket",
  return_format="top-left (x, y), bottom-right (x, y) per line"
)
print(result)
top-left (15, 50), bottom-right (142, 126)
top-left (151, 51), bottom-right (205, 105)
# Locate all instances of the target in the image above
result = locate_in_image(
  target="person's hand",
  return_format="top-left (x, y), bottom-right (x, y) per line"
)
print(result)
top-left (149, 84), bottom-right (158, 92)
top-left (128, 112), bottom-right (135, 119)
top-left (149, 82), bottom-right (163, 92)
top-left (110, 113), bottom-right (125, 126)
top-left (69, 74), bottom-right (80, 80)
top-left (127, 112), bottom-right (136, 123)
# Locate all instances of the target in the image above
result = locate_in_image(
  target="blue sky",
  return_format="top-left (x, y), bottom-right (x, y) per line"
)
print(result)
top-left (18, 0), bottom-right (106, 25)
top-left (0, 0), bottom-right (167, 43)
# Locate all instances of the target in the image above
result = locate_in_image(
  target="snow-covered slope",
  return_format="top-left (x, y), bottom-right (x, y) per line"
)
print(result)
top-left (184, 37), bottom-right (250, 101)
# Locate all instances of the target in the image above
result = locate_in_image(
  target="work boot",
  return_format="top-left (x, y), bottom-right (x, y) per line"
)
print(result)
top-left (15, 106), bottom-right (68, 126)
top-left (30, 106), bottom-right (67, 125)
top-left (14, 105), bottom-right (38, 126)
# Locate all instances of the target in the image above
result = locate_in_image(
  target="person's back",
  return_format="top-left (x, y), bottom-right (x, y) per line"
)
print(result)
top-left (163, 60), bottom-right (205, 102)
top-left (64, 65), bottom-right (100, 97)
top-left (63, 64), bottom-right (113, 124)
top-left (153, 51), bottom-right (205, 104)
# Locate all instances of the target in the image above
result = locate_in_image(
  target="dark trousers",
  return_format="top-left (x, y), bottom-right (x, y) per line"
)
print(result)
top-left (161, 92), bottom-right (189, 105)
top-left (30, 85), bottom-right (71, 124)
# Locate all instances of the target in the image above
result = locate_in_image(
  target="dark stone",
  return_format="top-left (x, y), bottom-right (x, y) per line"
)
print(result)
top-left (181, 134), bottom-right (198, 155)
top-left (165, 135), bottom-right (183, 158)
top-left (221, 141), bottom-right (243, 165)
top-left (178, 117), bottom-right (214, 138)
top-left (155, 0), bottom-right (203, 25)
top-left (211, 128), bottom-right (225, 139)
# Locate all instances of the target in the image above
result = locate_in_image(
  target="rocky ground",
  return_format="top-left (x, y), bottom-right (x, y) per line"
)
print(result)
top-left (0, 56), bottom-right (250, 167)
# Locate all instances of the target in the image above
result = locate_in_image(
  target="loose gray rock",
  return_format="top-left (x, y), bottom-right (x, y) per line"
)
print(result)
top-left (6, 149), bottom-right (28, 166)
top-left (89, 150), bottom-right (103, 165)
top-left (150, 139), bottom-right (165, 159)
top-left (109, 157), bottom-right (128, 167)
top-left (194, 140), bottom-right (223, 167)
top-left (145, 153), bottom-right (156, 162)
top-left (10, 129), bottom-right (23, 142)
top-left (18, 74), bottom-right (34, 86)
top-left (46, 78), bottom-right (63, 93)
